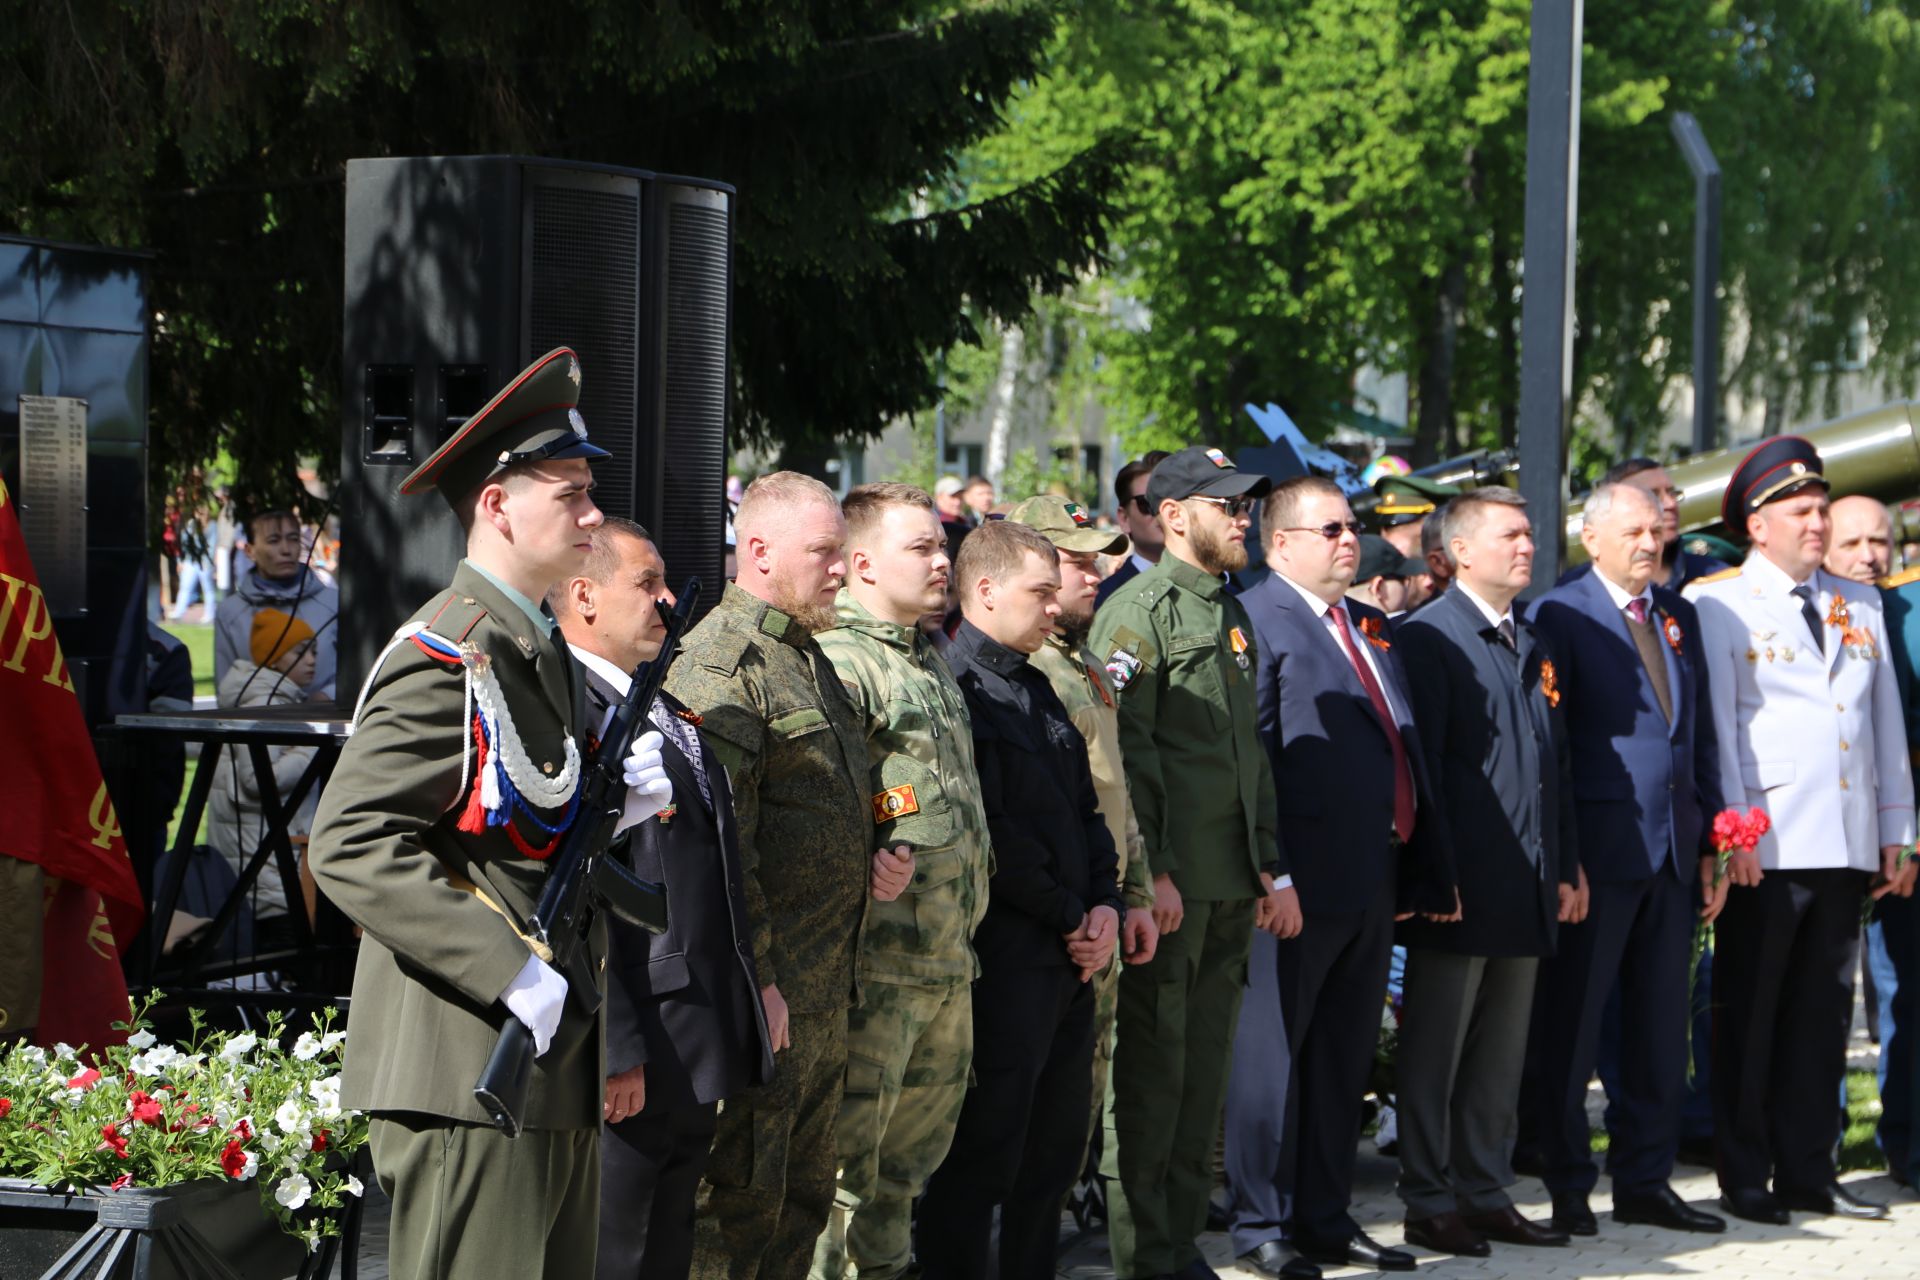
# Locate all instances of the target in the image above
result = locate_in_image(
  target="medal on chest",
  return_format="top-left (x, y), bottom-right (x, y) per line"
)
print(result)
top-left (1228, 626), bottom-right (1251, 669)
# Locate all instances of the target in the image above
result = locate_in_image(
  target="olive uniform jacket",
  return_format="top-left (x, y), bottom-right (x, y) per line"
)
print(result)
top-left (310, 562), bottom-right (606, 1131)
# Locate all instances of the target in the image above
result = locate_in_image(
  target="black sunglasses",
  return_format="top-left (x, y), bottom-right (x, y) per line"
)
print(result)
top-left (1191, 494), bottom-right (1257, 519)
top-left (1126, 493), bottom-right (1155, 516)
top-left (1282, 520), bottom-right (1365, 540)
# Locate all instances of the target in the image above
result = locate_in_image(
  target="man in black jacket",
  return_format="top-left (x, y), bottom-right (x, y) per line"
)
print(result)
top-left (917, 518), bottom-right (1125, 1280)
top-left (554, 518), bottom-right (774, 1280)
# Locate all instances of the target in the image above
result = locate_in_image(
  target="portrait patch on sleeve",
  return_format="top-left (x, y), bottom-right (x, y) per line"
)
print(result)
top-left (872, 784), bottom-right (920, 824)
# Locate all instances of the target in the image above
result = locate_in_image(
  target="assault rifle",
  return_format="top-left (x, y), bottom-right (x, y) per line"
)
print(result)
top-left (475, 579), bottom-right (701, 1136)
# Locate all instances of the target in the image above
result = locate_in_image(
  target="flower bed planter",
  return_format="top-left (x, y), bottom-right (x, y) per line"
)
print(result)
top-left (0, 1172), bottom-right (356, 1279)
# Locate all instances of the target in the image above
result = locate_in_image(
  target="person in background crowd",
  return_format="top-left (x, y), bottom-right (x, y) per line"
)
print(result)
top-left (917, 518), bottom-right (1124, 1280)
top-left (960, 475), bottom-right (995, 525)
top-left (213, 507), bottom-right (339, 700)
top-left (1826, 495), bottom-right (1897, 586)
top-left (1687, 437), bottom-right (1917, 1225)
top-left (1523, 483), bottom-right (1728, 1239)
top-left (1227, 477), bottom-right (1452, 1279)
top-left (1419, 509), bottom-right (1453, 603)
top-left (212, 485), bottom-right (238, 596)
top-left (1370, 476), bottom-right (1455, 607)
top-left (810, 484), bottom-right (987, 1280)
top-left (168, 499), bottom-right (217, 621)
top-left (1096, 452), bottom-right (1171, 609)
top-left (935, 475), bottom-right (973, 563)
top-left (210, 611), bottom-right (321, 932)
top-left (1346, 535), bottom-right (1414, 620)
top-left (665, 471), bottom-right (913, 1280)
top-left (1563, 459), bottom-right (1723, 595)
top-left (1091, 446), bottom-right (1288, 1280)
top-left (1394, 487), bottom-right (1581, 1258)
top-left (1005, 496), bottom-right (1160, 1184)
top-left (554, 518), bottom-right (772, 1280)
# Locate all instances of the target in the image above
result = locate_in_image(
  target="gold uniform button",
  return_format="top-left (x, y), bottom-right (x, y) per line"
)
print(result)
top-left (1841, 778), bottom-right (1851, 790)
top-left (462, 596), bottom-right (476, 605)
top-left (1836, 703), bottom-right (1845, 712)
top-left (542, 761), bottom-right (554, 774)
top-left (1841, 740), bottom-right (1850, 751)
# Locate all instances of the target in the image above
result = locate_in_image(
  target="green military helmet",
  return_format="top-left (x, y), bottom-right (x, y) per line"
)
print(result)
top-left (1370, 473), bottom-right (1459, 530)
top-left (1006, 494), bottom-right (1128, 555)
top-left (400, 347), bottom-right (611, 503)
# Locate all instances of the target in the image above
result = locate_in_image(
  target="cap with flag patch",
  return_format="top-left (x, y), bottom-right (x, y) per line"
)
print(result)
top-left (1145, 445), bottom-right (1274, 508)
top-left (399, 347), bottom-right (611, 504)
top-left (1007, 495), bottom-right (1128, 555)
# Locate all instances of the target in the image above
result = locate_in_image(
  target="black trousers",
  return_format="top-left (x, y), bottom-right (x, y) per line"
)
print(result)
top-left (1712, 868), bottom-right (1869, 1194)
top-left (917, 964), bottom-right (1095, 1280)
top-left (1222, 927), bottom-right (1293, 1256)
top-left (598, 1101), bottom-right (720, 1280)
top-left (1254, 877), bottom-right (1396, 1245)
top-left (1525, 870), bottom-right (1693, 1196)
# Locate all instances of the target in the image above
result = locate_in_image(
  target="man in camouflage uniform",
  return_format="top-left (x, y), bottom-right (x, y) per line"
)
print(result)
top-left (809, 483), bottom-right (992, 1280)
top-left (1090, 446), bottom-right (1288, 1280)
top-left (1007, 496), bottom-right (1159, 1161)
top-left (669, 472), bottom-right (916, 1280)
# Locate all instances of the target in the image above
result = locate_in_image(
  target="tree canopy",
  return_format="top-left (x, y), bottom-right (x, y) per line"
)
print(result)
top-left (0, 0), bottom-right (1126, 514)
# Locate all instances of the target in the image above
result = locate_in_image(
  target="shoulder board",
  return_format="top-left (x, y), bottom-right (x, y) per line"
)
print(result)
top-left (684, 625), bottom-right (751, 676)
top-left (1880, 564), bottom-right (1920, 590)
top-left (1690, 566), bottom-right (1741, 587)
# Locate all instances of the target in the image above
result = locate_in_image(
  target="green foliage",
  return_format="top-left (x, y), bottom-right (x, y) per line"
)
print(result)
top-left (1000, 444), bottom-right (1090, 506)
top-left (0, 2), bottom-right (1126, 520)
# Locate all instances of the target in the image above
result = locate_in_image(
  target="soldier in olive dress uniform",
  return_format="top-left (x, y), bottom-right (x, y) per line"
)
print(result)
top-left (309, 348), bottom-right (676, 1279)
top-left (666, 471), bottom-right (914, 1280)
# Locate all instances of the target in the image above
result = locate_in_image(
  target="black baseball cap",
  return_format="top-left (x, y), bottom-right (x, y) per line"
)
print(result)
top-left (1355, 534), bottom-right (1410, 582)
top-left (1145, 445), bottom-right (1273, 508)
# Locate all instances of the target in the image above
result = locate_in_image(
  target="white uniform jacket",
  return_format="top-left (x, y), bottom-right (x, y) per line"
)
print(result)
top-left (1685, 553), bottom-right (1915, 871)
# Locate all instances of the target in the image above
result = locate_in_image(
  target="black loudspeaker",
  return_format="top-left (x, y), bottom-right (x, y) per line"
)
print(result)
top-left (338, 156), bottom-right (733, 697)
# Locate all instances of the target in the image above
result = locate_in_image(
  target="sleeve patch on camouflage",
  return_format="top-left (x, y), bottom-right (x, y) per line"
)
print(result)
top-left (872, 784), bottom-right (919, 823)
top-left (769, 706), bottom-right (829, 737)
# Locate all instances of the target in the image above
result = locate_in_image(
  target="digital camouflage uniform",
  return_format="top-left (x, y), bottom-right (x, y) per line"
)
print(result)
top-left (1031, 631), bottom-right (1155, 1159)
top-left (1090, 554), bottom-right (1277, 1279)
top-left (808, 592), bottom-right (992, 1280)
top-left (666, 583), bottom-right (875, 1280)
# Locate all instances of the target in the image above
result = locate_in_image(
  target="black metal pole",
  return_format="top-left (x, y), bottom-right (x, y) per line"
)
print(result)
top-left (1670, 112), bottom-right (1722, 457)
top-left (1516, 0), bottom-right (1584, 587)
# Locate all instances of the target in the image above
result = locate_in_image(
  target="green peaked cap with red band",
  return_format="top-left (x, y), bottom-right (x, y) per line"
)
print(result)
top-left (400, 347), bottom-right (611, 503)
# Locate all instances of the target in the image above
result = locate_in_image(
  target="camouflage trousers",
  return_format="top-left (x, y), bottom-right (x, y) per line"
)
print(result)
top-left (1081, 951), bottom-right (1122, 1166)
top-left (807, 980), bottom-right (973, 1280)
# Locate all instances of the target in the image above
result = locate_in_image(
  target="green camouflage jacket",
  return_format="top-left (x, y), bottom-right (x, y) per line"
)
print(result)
top-left (816, 592), bottom-right (991, 986)
top-left (1089, 554), bottom-right (1276, 902)
top-left (663, 583), bottom-right (874, 1015)
top-left (1032, 633), bottom-right (1154, 912)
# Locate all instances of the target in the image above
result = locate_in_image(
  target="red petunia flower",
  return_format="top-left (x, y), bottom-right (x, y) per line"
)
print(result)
top-left (66, 1069), bottom-right (101, 1091)
top-left (128, 1090), bottom-right (164, 1127)
top-left (231, 1118), bottom-right (253, 1140)
top-left (310, 1129), bottom-right (330, 1153)
top-left (100, 1123), bottom-right (130, 1159)
top-left (0, 1098), bottom-right (12, 1120)
top-left (109, 1173), bottom-right (134, 1191)
top-left (220, 1139), bottom-right (249, 1179)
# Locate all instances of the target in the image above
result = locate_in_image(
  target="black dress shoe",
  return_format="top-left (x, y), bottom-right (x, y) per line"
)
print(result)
top-left (1550, 1192), bottom-right (1598, 1237)
top-left (1720, 1187), bottom-right (1789, 1225)
top-left (1613, 1184), bottom-right (1726, 1233)
top-left (1297, 1230), bottom-right (1416, 1272)
top-left (1462, 1204), bottom-right (1570, 1247)
top-left (1402, 1211), bottom-right (1491, 1257)
top-left (1237, 1241), bottom-right (1322, 1280)
top-left (1776, 1181), bottom-right (1891, 1220)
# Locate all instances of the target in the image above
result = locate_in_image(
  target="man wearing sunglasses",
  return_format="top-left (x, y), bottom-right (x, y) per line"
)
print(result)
top-left (1096, 452), bottom-right (1172, 610)
top-left (1091, 445), bottom-right (1289, 1280)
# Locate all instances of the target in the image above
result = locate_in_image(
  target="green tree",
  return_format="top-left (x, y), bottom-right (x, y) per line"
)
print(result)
top-left (0, 1), bottom-right (1126, 517)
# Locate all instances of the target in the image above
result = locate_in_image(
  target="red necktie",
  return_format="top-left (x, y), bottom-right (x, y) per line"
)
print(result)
top-left (1330, 605), bottom-right (1416, 843)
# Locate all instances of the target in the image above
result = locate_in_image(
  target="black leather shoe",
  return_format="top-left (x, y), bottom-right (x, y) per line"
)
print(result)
top-left (1613, 1184), bottom-right (1726, 1233)
top-left (1462, 1204), bottom-right (1570, 1247)
top-left (1550, 1193), bottom-right (1598, 1237)
top-left (1237, 1241), bottom-right (1322, 1279)
top-left (1720, 1187), bottom-right (1789, 1225)
top-left (1297, 1231), bottom-right (1416, 1272)
top-left (1402, 1211), bottom-right (1491, 1257)
top-left (1776, 1181), bottom-right (1891, 1220)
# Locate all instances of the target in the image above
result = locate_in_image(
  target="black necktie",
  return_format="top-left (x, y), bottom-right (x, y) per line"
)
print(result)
top-left (1792, 583), bottom-right (1824, 655)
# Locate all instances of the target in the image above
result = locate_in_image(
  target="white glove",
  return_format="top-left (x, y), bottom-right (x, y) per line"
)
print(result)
top-left (500, 951), bottom-right (567, 1057)
top-left (615, 729), bottom-right (674, 836)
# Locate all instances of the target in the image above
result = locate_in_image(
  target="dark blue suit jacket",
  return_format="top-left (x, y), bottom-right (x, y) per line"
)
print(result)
top-left (1530, 572), bottom-right (1723, 885)
top-left (1395, 586), bottom-right (1578, 958)
top-left (1238, 574), bottom-right (1452, 917)
top-left (1094, 556), bottom-right (1144, 610)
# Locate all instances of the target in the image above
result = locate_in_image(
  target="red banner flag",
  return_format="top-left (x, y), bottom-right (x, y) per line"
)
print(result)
top-left (0, 473), bottom-right (143, 1048)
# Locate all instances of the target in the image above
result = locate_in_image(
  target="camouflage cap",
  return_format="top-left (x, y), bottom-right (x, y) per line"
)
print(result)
top-left (400, 347), bottom-right (611, 503)
top-left (1006, 495), bottom-right (1128, 555)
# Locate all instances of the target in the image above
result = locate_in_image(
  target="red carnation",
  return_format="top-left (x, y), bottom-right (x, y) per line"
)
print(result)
top-left (65, 1068), bottom-right (101, 1091)
top-left (128, 1091), bottom-right (164, 1127)
top-left (311, 1129), bottom-right (330, 1153)
top-left (220, 1139), bottom-right (249, 1179)
top-left (100, 1123), bottom-right (130, 1159)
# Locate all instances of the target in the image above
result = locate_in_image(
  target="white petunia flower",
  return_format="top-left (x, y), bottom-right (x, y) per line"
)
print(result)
top-left (219, 1033), bottom-right (259, 1063)
top-left (237, 1150), bottom-right (259, 1180)
top-left (142, 1045), bottom-right (180, 1071)
top-left (274, 1173), bottom-right (312, 1211)
top-left (307, 1075), bottom-right (343, 1119)
top-left (125, 1029), bottom-right (156, 1050)
top-left (291, 1032), bottom-right (323, 1061)
top-left (128, 1052), bottom-right (162, 1078)
top-left (274, 1097), bottom-right (306, 1133)
top-left (52, 1043), bottom-right (76, 1062)
top-left (19, 1045), bottom-right (47, 1068)
top-left (345, 1174), bottom-right (364, 1198)
top-left (259, 1130), bottom-right (284, 1154)
top-left (320, 1030), bottom-right (347, 1052)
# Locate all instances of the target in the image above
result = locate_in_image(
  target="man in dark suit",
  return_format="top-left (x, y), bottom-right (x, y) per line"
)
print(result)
top-left (1095, 452), bottom-right (1170, 609)
top-left (1523, 483), bottom-right (1727, 1237)
top-left (1225, 477), bottom-right (1455, 1278)
top-left (1394, 487), bottom-right (1583, 1258)
top-left (555, 518), bottom-right (774, 1280)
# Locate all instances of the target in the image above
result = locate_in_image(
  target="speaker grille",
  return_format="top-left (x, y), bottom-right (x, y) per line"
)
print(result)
top-left (527, 184), bottom-right (641, 520)
top-left (660, 197), bottom-right (731, 608)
